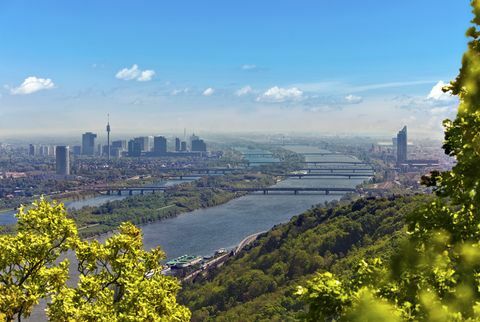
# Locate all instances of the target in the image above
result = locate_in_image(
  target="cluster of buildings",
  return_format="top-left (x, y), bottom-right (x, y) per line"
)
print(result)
top-left (31, 120), bottom-right (209, 177)
top-left (76, 133), bottom-right (207, 158)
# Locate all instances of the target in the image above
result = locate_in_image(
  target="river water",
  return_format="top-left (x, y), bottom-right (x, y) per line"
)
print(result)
top-left (139, 146), bottom-right (370, 258)
top-left (26, 145), bottom-right (372, 321)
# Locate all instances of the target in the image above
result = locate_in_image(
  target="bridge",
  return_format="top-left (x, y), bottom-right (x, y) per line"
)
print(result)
top-left (101, 186), bottom-right (168, 195)
top-left (228, 187), bottom-right (357, 195)
top-left (156, 167), bottom-right (244, 174)
top-left (280, 173), bottom-right (373, 179)
top-left (247, 161), bottom-right (366, 165)
top-left (295, 167), bottom-right (373, 173)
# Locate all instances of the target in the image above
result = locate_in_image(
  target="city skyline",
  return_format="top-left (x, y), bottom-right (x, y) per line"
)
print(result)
top-left (0, 1), bottom-right (468, 138)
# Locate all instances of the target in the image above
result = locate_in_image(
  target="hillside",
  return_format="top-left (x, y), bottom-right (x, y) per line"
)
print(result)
top-left (179, 194), bottom-right (431, 321)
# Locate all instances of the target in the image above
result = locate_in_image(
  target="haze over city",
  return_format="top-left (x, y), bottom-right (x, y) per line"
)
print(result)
top-left (0, 1), bottom-right (469, 138)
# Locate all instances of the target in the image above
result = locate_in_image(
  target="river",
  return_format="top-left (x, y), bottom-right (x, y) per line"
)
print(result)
top-left (26, 145), bottom-right (372, 320)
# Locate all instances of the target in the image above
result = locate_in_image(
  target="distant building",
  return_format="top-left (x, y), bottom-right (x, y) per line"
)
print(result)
top-left (181, 141), bottom-right (187, 152)
top-left (133, 137), bottom-right (149, 152)
top-left (175, 138), bottom-right (181, 152)
top-left (153, 136), bottom-right (167, 155)
top-left (128, 139), bottom-right (142, 157)
top-left (29, 144), bottom-right (36, 156)
top-left (72, 145), bottom-right (82, 156)
top-left (112, 140), bottom-right (127, 150)
top-left (106, 117), bottom-right (111, 161)
top-left (191, 139), bottom-right (207, 152)
top-left (82, 132), bottom-right (97, 156)
top-left (55, 146), bottom-right (70, 176)
top-left (396, 126), bottom-right (407, 163)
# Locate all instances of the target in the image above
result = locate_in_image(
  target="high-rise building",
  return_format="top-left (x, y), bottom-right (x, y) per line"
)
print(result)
top-left (128, 139), bottom-right (142, 157)
top-left (72, 145), bottom-right (82, 155)
top-left (153, 136), bottom-right (167, 155)
top-left (82, 132), bottom-right (97, 155)
top-left (55, 146), bottom-right (70, 176)
top-left (181, 141), bottom-right (187, 152)
top-left (396, 126), bottom-right (407, 163)
top-left (175, 138), bottom-right (181, 152)
top-left (133, 137), bottom-right (149, 152)
top-left (29, 144), bottom-right (36, 156)
top-left (191, 139), bottom-right (207, 152)
top-left (112, 140), bottom-right (127, 150)
top-left (106, 115), bottom-right (111, 161)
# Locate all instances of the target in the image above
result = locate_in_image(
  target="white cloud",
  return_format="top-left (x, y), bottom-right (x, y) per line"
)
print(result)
top-left (115, 64), bottom-right (155, 81)
top-left (137, 70), bottom-right (155, 82)
top-left (345, 94), bottom-right (363, 104)
top-left (427, 81), bottom-right (453, 101)
top-left (257, 86), bottom-right (303, 103)
top-left (203, 87), bottom-right (215, 96)
top-left (116, 64), bottom-right (140, 80)
top-left (10, 76), bottom-right (55, 95)
top-left (235, 85), bottom-right (253, 96)
top-left (171, 88), bottom-right (190, 96)
top-left (241, 64), bottom-right (257, 71)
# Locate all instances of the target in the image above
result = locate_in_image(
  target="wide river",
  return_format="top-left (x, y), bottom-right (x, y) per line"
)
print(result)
top-left (26, 145), bottom-right (372, 320)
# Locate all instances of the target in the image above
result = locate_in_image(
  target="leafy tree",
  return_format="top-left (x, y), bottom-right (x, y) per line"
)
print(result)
top-left (0, 198), bottom-right (77, 321)
top-left (298, 1), bottom-right (480, 320)
top-left (47, 222), bottom-right (191, 321)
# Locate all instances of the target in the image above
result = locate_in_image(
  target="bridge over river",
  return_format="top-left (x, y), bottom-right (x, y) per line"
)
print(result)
top-left (99, 186), bottom-right (358, 196)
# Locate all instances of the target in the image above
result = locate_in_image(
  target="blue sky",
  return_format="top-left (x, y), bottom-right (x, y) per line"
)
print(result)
top-left (0, 1), bottom-right (471, 139)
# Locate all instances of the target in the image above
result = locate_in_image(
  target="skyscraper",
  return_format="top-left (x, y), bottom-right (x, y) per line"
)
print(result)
top-left (55, 146), bottom-right (70, 176)
top-left (128, 139), bottom-right (142, 157)
top-left (191, 139), bottom-right (207, 152)
top-left (175, 137), bottom-right (181, 152)
top-left (396, 126), bottom-right (407, 163)
top-left (29, 144), bottom-right (36, 156)
top-left (82, 132), bottom-right (97, 156)
top-left (153, 136), bottom-right (167, 155)
top-left (106, 115), bottom-right (111, 161)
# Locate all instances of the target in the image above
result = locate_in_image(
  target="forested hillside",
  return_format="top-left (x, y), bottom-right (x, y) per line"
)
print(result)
top-left (179, 194), bottom-right (431, 321)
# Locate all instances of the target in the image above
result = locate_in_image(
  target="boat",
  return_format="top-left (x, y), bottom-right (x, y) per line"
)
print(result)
top-left (166, 254), bottom-right (202, 268)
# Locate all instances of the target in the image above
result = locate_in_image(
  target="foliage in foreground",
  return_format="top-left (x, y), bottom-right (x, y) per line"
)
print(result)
top-left (298, 1), bottom-right (480, 320)
top-left (0, 198), bottom-right (190, 322)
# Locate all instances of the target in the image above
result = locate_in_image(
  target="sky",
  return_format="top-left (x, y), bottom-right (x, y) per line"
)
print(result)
top-left (0, 1), bottom-right (472, 140)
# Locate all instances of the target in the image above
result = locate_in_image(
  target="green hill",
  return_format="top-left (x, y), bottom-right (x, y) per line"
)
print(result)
top-left (179, 194), bottom-right (431, 321)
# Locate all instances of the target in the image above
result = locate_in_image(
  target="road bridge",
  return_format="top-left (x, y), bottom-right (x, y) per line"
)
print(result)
top-left (295, 167), bottom-right (373, 173)
top-left (281, 173), bottom-right (373, 179)
top-left (228, 187), bottom-right (357, 195)
top-left (157, 167), bottom-right (244, 174)
top-left (247, 160), bottom-right (366, 165)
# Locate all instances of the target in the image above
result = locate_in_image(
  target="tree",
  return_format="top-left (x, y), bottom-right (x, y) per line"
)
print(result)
top-left (298, 1), bottom-right (480, 320)
top-left (47, 222), bottom-right (191, 321)
top-left (0, 198), bottom-right (77, 321)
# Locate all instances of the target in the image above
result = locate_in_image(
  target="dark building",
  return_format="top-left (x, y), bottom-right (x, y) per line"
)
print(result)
top-left (72, 145), bottom-right (82, 156)
top-left (133, 137), bottom-right (149, 152)
top-left (191, 139), bottom-right (207, 152)
top-left (396, 126), bottom-right (407, 163)
top-left (55, 146), bottom-right (70, 176)
top-left (106, 117), bottom-right (111, 161)
top-left (128, 139), bottom-right (142, 157)
top-left (153, 136), bottom-right (167, 155)
top-left (175, 138), bottom-right (181, 152)
top-left (82, 132), bottom-right (97, 156)
top-left (29, 144), bottom-right (36, 156)
top-left (181, 141), bottom-right (187, 152)
top-left (112, 140), bottom-right (127, 150)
